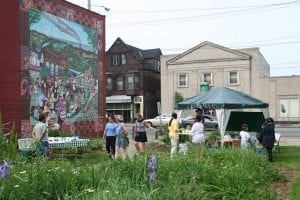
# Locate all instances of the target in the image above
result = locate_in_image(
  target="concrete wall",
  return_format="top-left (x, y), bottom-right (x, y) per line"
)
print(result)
top-left (161, 41), bottom-right (300, 121)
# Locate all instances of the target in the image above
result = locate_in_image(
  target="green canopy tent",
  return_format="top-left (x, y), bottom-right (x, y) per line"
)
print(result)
top-left (176, 87), bottom-right (269, 144)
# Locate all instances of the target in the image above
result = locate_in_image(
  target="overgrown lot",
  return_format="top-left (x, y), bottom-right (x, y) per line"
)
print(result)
top-left (0, 148), bottom-right (284, 200)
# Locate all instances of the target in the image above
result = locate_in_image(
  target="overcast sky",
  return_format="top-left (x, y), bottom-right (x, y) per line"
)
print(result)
top-left (67, 0), bottom-right (300, 76)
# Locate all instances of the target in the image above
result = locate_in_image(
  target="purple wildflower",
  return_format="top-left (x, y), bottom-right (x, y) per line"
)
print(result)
top-left (148, 155), bottom-right (158, 182)
top-left (0, 161), bottom-right (12, 180)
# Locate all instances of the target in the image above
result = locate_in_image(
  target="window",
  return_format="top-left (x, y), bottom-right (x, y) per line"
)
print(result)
top-left (279, 97), bottom-right (299, 118)
top-left (178, 74), bottom-right (188, 87)
top-left (203, 73), bottom-right (212, 85)
top-left (116, 76), bottom-right (123, 90)
top-left (107, 77), bottom-right (112, 90)
top-left (121, 54), bottom-right (127, 65)
top-left (135, 75), bottom-right (140, 89)
top-left (229, 71), bottom-right (239, 85)
top-left (112, 54), bottom-right (118, 65)
top-left (127, 76), bottom-right (134, 90)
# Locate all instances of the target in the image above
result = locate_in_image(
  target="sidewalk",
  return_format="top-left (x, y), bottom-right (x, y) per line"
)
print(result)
top-left (280, 137), bottom-right (300, 146)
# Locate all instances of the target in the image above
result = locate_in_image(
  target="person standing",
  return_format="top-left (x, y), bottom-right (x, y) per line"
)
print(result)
top-left (191, 115), bottom-right (205, 158)
top-left (261, 117), bottom-right (276, 162)
top-left (168, 112), bottom-right (180, 158)
top-left (32, 113), bottom-right (49, 158)
top-left (115, 115), bottom-right (129, 159)
top-left (134, 113), bottom-right (148, 152)
top-left (103, 116), bottom-right (117, 159)
top-left (239, 123), bottom-right (250, 149)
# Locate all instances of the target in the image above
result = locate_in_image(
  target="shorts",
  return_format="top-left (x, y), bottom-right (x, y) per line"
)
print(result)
top-left (135, 131), bottom-right (147, 143)
top-left (115, 133), bottom-right (129, 148)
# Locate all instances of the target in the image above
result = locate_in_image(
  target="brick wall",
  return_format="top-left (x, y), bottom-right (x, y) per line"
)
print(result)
top-left (0, 0), bottom-right (106, 138)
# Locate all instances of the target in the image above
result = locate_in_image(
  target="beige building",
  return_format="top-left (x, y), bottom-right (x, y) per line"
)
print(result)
top-left (161, 41), bottom-right (300, 122)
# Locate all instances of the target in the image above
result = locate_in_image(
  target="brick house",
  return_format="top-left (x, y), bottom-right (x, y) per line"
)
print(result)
top-left (0, 0), bottom-right (106, 137)
top-left (106, 38), bottom-right (162, 122)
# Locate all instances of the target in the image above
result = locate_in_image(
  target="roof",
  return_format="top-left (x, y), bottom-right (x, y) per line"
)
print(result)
top-left (177, 87), bottom-right (269, 109)
top-left (109, 37), bottom-right (162, 61)
top-left (126, 44), bottom-right (161, 61)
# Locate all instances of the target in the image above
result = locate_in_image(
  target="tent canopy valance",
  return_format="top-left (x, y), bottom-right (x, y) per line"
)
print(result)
top-left (176, 87), bottom-right (268, 110)
top-left (176, 87), bottom-right (269, 146)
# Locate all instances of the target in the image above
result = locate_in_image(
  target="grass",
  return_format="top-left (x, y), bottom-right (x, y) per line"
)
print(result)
top-left (0, 148), bottom-right (284, 200)
top-left (274, 146), bottom-right (300, 200)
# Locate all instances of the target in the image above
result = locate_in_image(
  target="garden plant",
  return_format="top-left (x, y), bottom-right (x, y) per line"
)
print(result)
top-left (0, 121), bottom-right (297, 200)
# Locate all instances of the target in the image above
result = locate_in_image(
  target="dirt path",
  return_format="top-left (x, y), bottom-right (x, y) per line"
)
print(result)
top-left (273, 168), bottom-right (299, 200)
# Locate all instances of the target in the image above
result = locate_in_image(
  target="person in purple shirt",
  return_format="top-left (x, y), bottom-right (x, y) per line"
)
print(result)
top-left (103, 115), bottom-right (117, 159)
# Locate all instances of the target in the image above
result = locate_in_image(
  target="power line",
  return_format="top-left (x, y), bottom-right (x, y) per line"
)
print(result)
top-left (94, 1), bottom-right (300, 13)
top-left (161, 40), bottom-right (300, 52)
top-left (110, 1), bottom-right (300, 28)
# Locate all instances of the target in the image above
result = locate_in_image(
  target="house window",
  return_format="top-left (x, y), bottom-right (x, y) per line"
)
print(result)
top-left (116, 76), bottom-right (123, 90)
top-left (121, 54), bottom-right (127, 65)
top-left (203, 73), bottom-right (212, 85)
top-left (178, 74), bottom-right (188, 87)
top-left (229, 71), bottom-right (239, 85)
top-left (107, 77), bottom-right (112, 90)
top-left (112, 54), bottom-right (119, 66)
top-left (135, 75), bottom-right (140, 89)
top-left (127, 75), bottom-right (134, 90)
top-left (279, 96), bottom-right (299, 118)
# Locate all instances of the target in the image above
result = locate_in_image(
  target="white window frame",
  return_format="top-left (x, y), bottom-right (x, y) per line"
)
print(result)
top-left (107, 77), bottom-right (112, 90)
top-left (116, 76), bottom-right (123, 90)
top-left (178, 74), bottom-right (188, 87)
top-left (202, 72), bottom-right (213, 86)
top-left (228, 71), bottom-right (239, 85)
top-left (134, 75), bottom-right (140, 89)
top-left (279, 96), bottom-right (299, 118)
top-left (121, 54), bottom-right (126, 65)
top-left (112, 54), bottom-right (119, 66)
top-left (127, 75), bottom-right (134, 90)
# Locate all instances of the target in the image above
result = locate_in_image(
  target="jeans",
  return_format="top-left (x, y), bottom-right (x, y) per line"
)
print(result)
top-left (170, 137), bottom-right (179, 158)
top-left (106, 136), bottom-right (116, 155)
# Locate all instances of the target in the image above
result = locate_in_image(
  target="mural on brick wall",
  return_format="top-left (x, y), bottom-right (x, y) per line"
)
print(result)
top-left (28, 8), bottom-right (99, 125)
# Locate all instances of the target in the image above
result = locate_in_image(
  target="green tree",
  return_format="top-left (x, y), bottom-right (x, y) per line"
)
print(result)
top-left (174, 91), bottom-right (184, 106)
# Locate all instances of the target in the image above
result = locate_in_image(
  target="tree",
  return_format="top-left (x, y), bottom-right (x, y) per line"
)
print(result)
top-left (174, 92), bottom-right (184, 107)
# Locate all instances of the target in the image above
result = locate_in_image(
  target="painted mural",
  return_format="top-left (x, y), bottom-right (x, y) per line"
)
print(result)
top-left (28, 8), bottom-right (99, 125)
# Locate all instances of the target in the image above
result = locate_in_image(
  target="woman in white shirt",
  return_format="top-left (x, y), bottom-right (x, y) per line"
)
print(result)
top-left (190, 115), bottom-right (205, 158)
top-left (239, 123), bottom-right (250, 149)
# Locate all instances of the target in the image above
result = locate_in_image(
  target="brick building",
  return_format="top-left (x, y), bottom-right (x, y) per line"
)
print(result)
top-left (0, 0), bottom-right (106, 137)
top-left (106, 38), bottom-right (162, 122)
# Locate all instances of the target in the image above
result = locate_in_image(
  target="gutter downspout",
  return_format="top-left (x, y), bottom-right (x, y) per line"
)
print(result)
top-left (249, 57), bottom-right (252, 95)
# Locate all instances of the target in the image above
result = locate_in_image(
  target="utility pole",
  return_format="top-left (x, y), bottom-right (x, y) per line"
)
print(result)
top-left (87, 0), bottom-right (91, 10)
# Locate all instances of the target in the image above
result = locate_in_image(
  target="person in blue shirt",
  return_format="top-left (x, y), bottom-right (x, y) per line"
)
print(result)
top-left (115, 115), bottom-right (129, 159)
top-left (103, 115), bottom-right (117, 159)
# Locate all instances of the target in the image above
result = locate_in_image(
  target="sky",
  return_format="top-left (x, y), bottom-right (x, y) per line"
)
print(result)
top-left (67, 0), bottom-right (300, 76)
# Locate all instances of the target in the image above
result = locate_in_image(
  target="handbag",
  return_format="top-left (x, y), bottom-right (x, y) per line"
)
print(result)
top-left (125, 136), bottom-right (129, 145)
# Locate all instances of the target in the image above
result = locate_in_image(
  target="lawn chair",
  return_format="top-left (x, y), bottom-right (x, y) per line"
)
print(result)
top-left (273, 133), bottom-right (281, 153)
